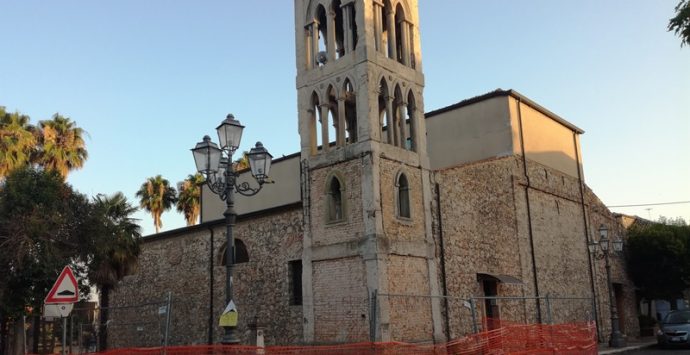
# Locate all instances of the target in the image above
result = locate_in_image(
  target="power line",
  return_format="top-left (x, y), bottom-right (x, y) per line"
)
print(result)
top-left (607, 200), bottom-right (690, 208)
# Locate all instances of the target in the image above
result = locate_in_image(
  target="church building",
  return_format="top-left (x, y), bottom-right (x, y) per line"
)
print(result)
top-left (109, 0), bottom-right (638, 347)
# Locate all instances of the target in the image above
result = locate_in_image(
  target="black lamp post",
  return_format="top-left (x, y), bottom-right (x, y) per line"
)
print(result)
top-left (191, 114), bottom-right (272, 344)
top-left (588, 224), bottom-right (626, 348)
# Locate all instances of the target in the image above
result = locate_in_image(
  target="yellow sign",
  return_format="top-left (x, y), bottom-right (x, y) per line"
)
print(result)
top-left (219, 300), bottom-right (238, 327)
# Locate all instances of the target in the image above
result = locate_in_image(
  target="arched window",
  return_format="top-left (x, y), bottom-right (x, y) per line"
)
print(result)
top-left (397, 173), bottom-right (410, 218)
top-left (378, 78), bottom-right (391, 144)
top-left (332, 0), bottom-right (345, 58)
top-left (220, 239), bottom-right (249, 266)
top-left (310, 92), bottom-right (322, 155)
top-left (327, 175), bottom-right (345, 222)
top-left (394, 4), bottom-right (405, 63)
top-left (316, 5), bottom-right (328, 66)
top-left (382, 0), bottom-right (393, 58)
top-left (349, 4), bottom-right (358, 50)
top-left (327, 85), bottom-right (338, 147)
top-left (393, 84), bottom-right (405, 148)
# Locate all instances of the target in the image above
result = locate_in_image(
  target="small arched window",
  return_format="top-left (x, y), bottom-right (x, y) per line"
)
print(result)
top-left (327, 175), bottom-right (345, 222)
top-left (397, 173), bottom-right (410, 218)
top-left (220, 239), bottom-right (249, 266)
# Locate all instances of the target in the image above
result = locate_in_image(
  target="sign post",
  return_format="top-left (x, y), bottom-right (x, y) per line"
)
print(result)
top-left (44, 266), bottom-right (79, 355)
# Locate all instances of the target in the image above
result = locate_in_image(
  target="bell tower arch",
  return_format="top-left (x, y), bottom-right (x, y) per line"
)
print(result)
top-left (296, 0), bottom-right (426, 156)
top-left (295, 0), bottom-right (443, 343)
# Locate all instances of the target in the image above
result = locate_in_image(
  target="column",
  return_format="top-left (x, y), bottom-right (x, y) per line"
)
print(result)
top-left (408, 105), bottom-right (417, 152)
top-left (392, 99), bottom-right (400, 147)
top-left (305, 26), bottom-right (313, 70)
top-left (409, 23), bottom-right (417, 68)
top-left (398, 101), bottom-right (408, 148)
top-left (327, 10), bottom-right (337, 61)
top-left (309, 108), bottom-right (317, 155)
top-left (342, 4), bottom-right (353, 53)
top-left (337, 98), bottom-right (347, 146)
top-left (320, 104), bottom-right (330, 152)
top-left (373, 3), bottom-right (382, 53)
top-left (386, 8), bottom-right (396, 59)
top-left (385, 96), bottom-right (394, 145)
top-left (400, 20), bottom-right (410, 66)
top-left (311, 22), bottom-right (320, 67)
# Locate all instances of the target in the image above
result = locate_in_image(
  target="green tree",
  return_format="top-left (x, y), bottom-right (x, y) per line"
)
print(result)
top-left (0, 107), bottom-right (36, 178)
top-left (35, 113), bottom-right (88, 180)
top-left (176, 173), bottom-right (205, 226)
top-left (88, 192), bottom-right (142, 351)
top-left (669, 0), bottom-right (690, 47)
top-left (0, 167), bottom-right (94, 354)
top-left (136, 175), bottom-right (177, 234)
top-left (625, 219), bottom-right (690, 306)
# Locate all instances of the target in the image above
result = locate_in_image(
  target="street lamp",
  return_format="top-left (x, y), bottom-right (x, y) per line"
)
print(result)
top-left (588, 224), bottom-right (626, 348)
top-left (191, 114), bottom-right (273, 344)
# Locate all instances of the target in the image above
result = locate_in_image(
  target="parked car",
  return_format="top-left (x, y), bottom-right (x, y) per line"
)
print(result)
top-left (657, 310), bottom-right (690, 347)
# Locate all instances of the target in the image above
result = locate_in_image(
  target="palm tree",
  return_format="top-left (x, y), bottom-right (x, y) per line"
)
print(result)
top-left (135, 175), bottom-right (177, 234)
top-left (88, 192), bottom-right (142, 351)
top-left (176, 173), bottom-right (205, 226)
top-left (35, 113), bottom-right (88, 180)
top-left (0, 107), bottom-right (37, 178)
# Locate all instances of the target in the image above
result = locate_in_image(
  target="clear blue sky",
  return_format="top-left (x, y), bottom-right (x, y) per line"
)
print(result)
top-left (1, 1), bottom-right (688, 235)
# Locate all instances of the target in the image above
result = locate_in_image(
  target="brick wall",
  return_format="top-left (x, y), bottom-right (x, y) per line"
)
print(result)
top-left (311, 257), bottom-right (369, 342)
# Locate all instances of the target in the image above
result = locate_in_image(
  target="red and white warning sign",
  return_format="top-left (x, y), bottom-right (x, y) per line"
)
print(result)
top-left (44, 266), bottom-right (79, 304)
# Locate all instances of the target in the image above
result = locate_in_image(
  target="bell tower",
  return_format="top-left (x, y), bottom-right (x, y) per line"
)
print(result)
top-left (295, 0), bottom-right (443, 343)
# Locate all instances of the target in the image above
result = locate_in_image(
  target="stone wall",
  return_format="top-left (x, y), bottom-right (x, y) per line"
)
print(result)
top-left (109, 152), bottom-right (640, 348)
top-left (586, 190), bottom-right (640, 342)
top-left (432, 155), bottom-right (639, 340)
top-left (109, 206), bottom-right (304, 347)
top-left (521, 157), bottom-right (593, 324)
top-left (433, 156), bottom-right (525, 337)
top-left (309, 158), bottom-right (364, 246)
top-left (379, 158), bottom-right (426, 243)
top-left (386, 255), bottom-right (434, 342)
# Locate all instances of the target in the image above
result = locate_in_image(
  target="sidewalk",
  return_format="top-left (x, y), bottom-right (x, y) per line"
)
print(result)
top-left (598, 338), bottom-right (657, 354)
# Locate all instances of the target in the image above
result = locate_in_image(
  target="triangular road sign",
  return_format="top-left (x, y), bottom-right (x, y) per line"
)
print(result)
top-left (44, 266), bottom-right (79, 304)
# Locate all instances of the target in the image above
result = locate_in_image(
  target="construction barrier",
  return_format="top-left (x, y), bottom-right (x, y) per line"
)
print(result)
top-left (32, 320), bottom-right (597, 355)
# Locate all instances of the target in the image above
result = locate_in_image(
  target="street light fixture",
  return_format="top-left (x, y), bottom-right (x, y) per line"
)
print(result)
top-left (588, 224), bottom-right (626, 348)
top-left (191, 114), bottom-right (273, 344)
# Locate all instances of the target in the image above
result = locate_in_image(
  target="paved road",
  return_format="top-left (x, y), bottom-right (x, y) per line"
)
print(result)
top-left (626, 344), bottom-right (690, 354)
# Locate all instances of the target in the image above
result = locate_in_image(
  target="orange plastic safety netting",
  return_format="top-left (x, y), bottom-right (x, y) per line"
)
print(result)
top-left (44, 320), bottom-right (597, 355)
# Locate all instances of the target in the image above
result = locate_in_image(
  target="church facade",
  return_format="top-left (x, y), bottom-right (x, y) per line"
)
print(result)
top-left (109, 0), bottom-right (638, 347)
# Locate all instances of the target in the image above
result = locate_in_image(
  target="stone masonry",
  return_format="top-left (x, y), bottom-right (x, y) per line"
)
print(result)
top-left (109, 207), bottom-right (304, 346)
top-left (108, 0), bottom-right (640, 348)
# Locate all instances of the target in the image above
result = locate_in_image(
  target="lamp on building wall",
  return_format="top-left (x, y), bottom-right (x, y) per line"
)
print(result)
top-left (588, 224), bottom-right (626, 348)
top-left (191, 114), bottom-right (273, 344)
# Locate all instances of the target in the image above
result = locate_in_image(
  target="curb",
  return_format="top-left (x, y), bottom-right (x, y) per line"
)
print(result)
top-left (598, 341), bottom-right (656, 354)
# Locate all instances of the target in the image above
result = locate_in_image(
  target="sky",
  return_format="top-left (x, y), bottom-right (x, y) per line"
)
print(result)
top-left (1, 1), bottom-right (688, 236)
